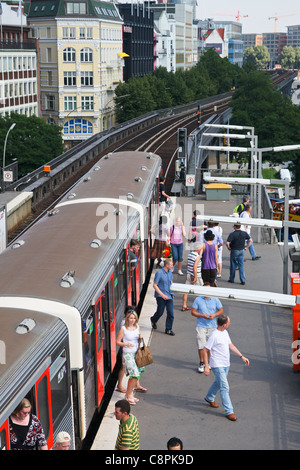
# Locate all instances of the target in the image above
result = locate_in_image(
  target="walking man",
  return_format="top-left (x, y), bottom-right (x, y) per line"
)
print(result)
top-left (182, 242), bottom-right (203, 311)
top-left (226, 223), bottom-right (252, 285)
top-left (240, 204), bottom-right (261, 260)
top-left (151, 259), bottom-right (175, 336)
top-left (203, 315), bottom-right (250, 421)
top-left (191, 283), bottom-right (223, 373)
top-left (114, 399), bottom-right (140, 450)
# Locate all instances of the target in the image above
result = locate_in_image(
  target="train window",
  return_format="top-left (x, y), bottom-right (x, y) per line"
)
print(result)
top-left (83, 312), bottom-right (95, 375)
top-left (36, 375), bottom-right (50, 439)
top-left (50, 350), bottom-right (69, 424)
top-left (109, 278), bottom-right (114, 325)
top-left (118, 250), bottom-right (126, 301)
top-left (0, 428), bottom-right (8, 450)
top-left (96, 301), bottom-right (101, 353)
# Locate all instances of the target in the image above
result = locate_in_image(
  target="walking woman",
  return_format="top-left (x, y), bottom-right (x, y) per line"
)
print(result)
top-left (201, 230), bottom-right (218, 286)
top-left (116, 311), bottom-right (145, 405)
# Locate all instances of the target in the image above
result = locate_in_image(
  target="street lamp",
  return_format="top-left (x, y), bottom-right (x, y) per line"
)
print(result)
top-left (2, 122), bottom-right (16, 192)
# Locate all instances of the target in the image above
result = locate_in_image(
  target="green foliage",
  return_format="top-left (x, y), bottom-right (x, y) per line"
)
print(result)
top-left (231, 68), bottom-right (300, 195)
top-left (114, 50), bottom-right (239, 123)
top-left (243, 45), bottom-right (270, 69)
top-left (0, 113), bottom-right (63, 177)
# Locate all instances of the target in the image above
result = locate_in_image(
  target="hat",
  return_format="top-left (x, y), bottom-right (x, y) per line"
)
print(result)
top-left (56, 431), bottom-right (71, 443)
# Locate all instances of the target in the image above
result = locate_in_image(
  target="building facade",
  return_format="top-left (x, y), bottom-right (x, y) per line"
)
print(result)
top-left (262, 32), bottom-right (287, 68)
top-left (151, 2), bottom-right (197, 72)
top-left (26, 0), bottom-right (124, 148)
top-left (287, 25), bottom-right (300, 48)
top-left (117, 2), bottom-right (154, 81)
top-left (0, 2), bottom-right (40, 118)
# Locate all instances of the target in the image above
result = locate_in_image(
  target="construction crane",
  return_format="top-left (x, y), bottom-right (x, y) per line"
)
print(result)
top-left (268, 14), bottom-right (300, 33)
top-left (213, 11), bottom-right (248, 22)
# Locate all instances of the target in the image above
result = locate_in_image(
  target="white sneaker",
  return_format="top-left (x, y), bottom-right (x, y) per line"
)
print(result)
top-left (178, 270), bottom-right (184, 275)
top-left (198, 362), bottom-right (205, 373)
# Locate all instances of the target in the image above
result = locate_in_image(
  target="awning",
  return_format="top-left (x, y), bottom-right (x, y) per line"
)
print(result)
top-left (117, 52), bottom-right (130, 58)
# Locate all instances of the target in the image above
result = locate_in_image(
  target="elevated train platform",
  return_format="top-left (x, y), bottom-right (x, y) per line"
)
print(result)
top-left (91, 193), bottom-right (300, 451)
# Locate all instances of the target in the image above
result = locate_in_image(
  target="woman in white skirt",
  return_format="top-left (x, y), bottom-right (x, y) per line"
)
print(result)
top-left (116, 311), bottom-right (145, 404)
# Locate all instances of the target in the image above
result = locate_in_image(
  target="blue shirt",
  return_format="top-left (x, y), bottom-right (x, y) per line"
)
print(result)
top-left (192, 296), bottom-right (223, 329)
top-left (154, 267), bottom-right (174, 299)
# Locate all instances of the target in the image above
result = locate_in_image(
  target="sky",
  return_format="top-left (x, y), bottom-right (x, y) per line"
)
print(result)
top-left (118, 1), bottom-right (300, 35)
top-left (197, 0), bottom-right (300, 34)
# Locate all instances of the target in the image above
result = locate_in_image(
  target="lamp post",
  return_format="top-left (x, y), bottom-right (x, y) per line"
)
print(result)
top-left (2, 122), bottom-right (16, 192)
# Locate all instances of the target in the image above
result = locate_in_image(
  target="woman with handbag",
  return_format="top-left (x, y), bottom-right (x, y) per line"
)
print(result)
top-left (116, 311), bottom-right (145, 405)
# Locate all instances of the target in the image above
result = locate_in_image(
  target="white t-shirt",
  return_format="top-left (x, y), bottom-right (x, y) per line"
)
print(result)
top-left (240, 211), bottom-right (250, 234)
top-left (205, 329), bottom-right (232, 368)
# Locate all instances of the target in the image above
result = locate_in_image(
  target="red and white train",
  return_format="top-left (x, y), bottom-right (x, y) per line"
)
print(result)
top-left (0, 151), bottom-right (161, 450)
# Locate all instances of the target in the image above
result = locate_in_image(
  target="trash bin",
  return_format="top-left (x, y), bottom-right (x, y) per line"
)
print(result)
top-left (289, 248), bottom-right (300, 272)
top-left (204, 183), bottom-right (232, 201)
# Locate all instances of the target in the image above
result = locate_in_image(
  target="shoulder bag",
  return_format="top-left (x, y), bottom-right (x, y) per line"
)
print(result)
top-left (135, 338), bottom-right (154, 368)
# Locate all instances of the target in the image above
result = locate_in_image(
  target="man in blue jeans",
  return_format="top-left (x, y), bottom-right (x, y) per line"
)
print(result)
top-left (151, 259), bottom-right (175, 336)
top-left (226, 223), bottom-right (252, 285)
top-left (203, 315), bottom-right (250, 421)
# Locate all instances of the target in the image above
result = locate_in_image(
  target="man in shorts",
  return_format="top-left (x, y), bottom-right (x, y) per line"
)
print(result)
top-left (191, 284), bottom-right (223, 373)
top-left (182, 242), bottom-right (203, 311)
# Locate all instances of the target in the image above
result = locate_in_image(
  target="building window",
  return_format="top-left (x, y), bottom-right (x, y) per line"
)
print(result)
top-left (66, 2), bottom-right (87, 15)
top-left (80, 48), bottom-right (93, 62)
top-left (63, 118), bottom-right (93, 135)
top-left (63, 47), bottom-right (76, 62)
top-left (64, 71), bottom-right (76, 86)
top-left (81, 96), bottom-right (94, 110)
top-left (80, 71), bottom-right (93, 86)
top-left (46, 95), bottom-right (55, 111)
top-left (64, 96), bottom-right (77, 111)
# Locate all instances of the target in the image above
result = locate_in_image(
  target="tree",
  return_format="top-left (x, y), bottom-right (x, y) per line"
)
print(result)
top-left (279, 46), bottom-right (296, 69)
top-left (231, 68), bottom-right (300, 196)
top-left (243, 45), bottom-right (270, 69)
top-left (0, 113), bottom-right (63, 177)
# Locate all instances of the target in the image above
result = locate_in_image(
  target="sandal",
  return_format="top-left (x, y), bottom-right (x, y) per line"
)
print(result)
top-left (181, 307), bottom-right (191, 311)
top-left (135, 386), bottom-right (148, 392)
top-left (125, 397), bottom-right (136, 405)
top-left (116, 388), bottom-right (126, 393)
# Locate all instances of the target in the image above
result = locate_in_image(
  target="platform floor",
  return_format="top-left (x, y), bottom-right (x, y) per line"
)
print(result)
top-left (91, 193), bottom-right (300, 451)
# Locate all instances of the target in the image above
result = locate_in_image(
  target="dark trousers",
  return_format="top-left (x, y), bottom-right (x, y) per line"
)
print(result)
top-left (152, 297), bottom-right (174, 331)
top-left (201, 268), bottom-right (217, 286)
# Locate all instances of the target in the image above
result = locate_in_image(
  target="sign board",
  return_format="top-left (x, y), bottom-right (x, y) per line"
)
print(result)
top-left (0, 205), bottom-right (7, 254)
top-left (186, 174), bottom-right (195, 187)
top-left (3, 171), bottom-right (13, 182)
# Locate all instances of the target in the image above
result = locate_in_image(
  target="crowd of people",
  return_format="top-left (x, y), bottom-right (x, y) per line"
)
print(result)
top-left (147, 194), bottom-right (255, 429)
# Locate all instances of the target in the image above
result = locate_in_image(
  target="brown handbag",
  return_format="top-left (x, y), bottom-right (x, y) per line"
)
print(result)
top-left (135, 338), bottom-right (154, 368)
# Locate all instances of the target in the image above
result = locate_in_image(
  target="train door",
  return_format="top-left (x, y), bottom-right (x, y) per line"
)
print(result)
top-left (35, 369), bottom-right (54, 449)
top-left (95, 299), bottom-right (104, 407)
top-left (0, 422), bottom-right (10, 450)
top-left (100, 274), bottom-right (116, 382)
top-left (9, 367), bottom-right (54, 450)
top-left (82, 309), bottom-right (96, 426)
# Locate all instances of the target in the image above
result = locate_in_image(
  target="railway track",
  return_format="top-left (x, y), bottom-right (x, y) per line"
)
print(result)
top-left (7, 94), bottom-right (230, 243)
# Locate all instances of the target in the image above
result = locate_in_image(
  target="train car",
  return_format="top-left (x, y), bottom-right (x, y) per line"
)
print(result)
top-left (0, 151), bottom-right (161, 449)
top-left (0, 309), bottom-right (72, 450)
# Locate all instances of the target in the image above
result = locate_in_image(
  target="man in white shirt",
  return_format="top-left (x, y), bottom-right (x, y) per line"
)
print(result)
top-left (203, 315), bottom-right (250, 421)
top-left (240, 204), bottom-right (261, 260)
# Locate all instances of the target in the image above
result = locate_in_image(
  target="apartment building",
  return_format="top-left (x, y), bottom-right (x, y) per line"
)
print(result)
top-left (151, 1), bottom-right (198, 71)
top-left (117, 2), bottom-right (154, 81)
top-left (26, 0), bottom-right (123, 148)
top-left (0, 2), bottom-right (39, 118)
